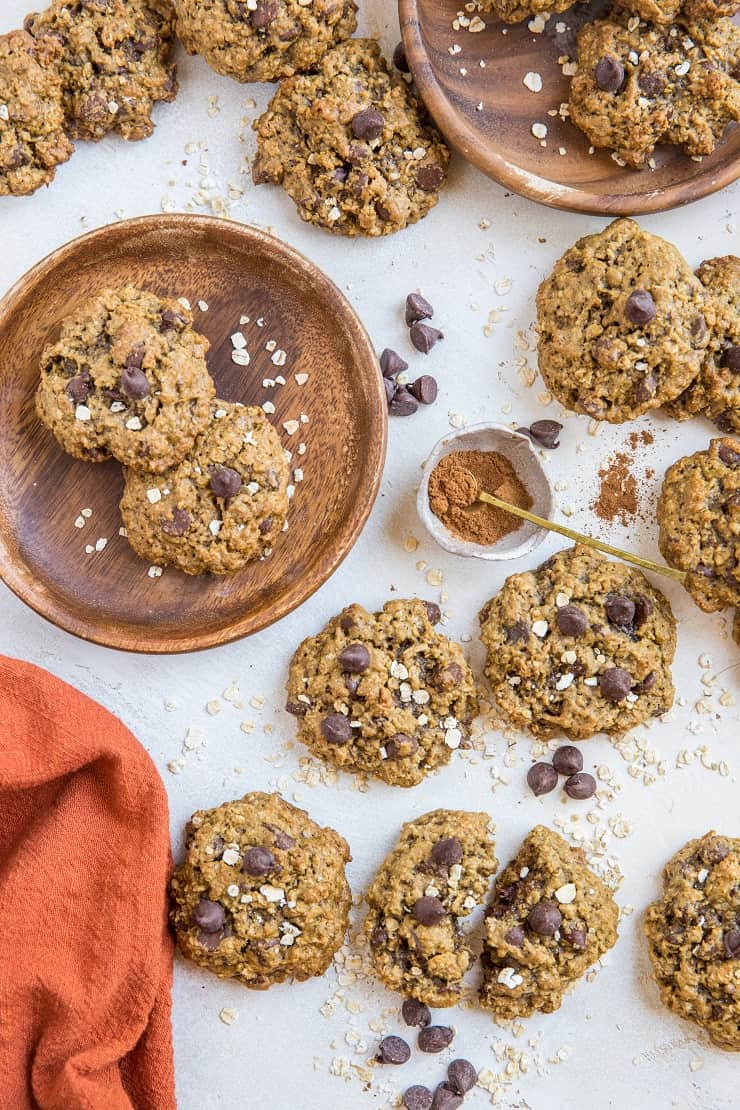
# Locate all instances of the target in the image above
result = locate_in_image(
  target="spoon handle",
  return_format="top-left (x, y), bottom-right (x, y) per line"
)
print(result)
top-left (478, 490), bottom-right (686, 583)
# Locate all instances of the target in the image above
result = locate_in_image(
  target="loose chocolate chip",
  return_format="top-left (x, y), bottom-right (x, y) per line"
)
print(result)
top-left (724, 929), bottom-right (740, 958)
top-left (378, 1035), bottom-right (411, 1065)
top-left (605, 596), bottom-right (636, 629)
top-left (431, 837), bottom-right (463, 868)
top-left (638, 70), bottom-right (665, 97)
top-left (552, 744), bottom-right (583, 776)
top-left (242, 846), bottom-right (276, 875)
top-left (564, 925), bottom-right (587, 948)
top-left (626, 289), bottom-right (656, 326)
top-left (635, 372), bottom-right (657, 402)
top-left (385, 734), bottom-right (419, 759)
top-left (425, 601), bottom-right (442, 624)
top-left (447, 1059), bottom-right (477, 1095)
top-left (390, 388), bottom-right (419, 417)
top-left (599, 667), bottom-right (632, 701)
top-left (413, 896), bottom-right (447, 926)
top-left (416, 164), bottom-right (445, 192)
top-left (505, 925), bottom-right (525, 946)
top-left (251, 0), bottom-right (279, 28)
top-left (409, 375), bottom-right (438, 404)
top-left (403, 1087), bottom-right (433, 1110)
top-left (718, 443), bottom-right (740, 466)
top-left (432, 1084), bottom-right (463, 1110)
top-left (527, 901), bottom-right (563, 936)
top-left (402, 998), bottom-right (432, 1027)
top-left (505, 620), bottom-right (529, 643)
top-left (410, 323), bottom-right (443, 354)
top-left (405, 292), bottom-right (434, 326)
top-left (724, 346), bottom-right (740, 373)
top-left (380, 347), bottom-right (408, 378)
top-left (351, 107), bottom-right (384, 141)
top-left (393, 41), bottom-right (410, 73)
top-left (161, 508), bottom-right (190, 536)
top-left (527, 762), bottom-right (558, 796)
top-left (557, 604), bottom-right (588, 637)
top-left (210, 466), bottom-right (242, 498)
top-left (66, 376), bottom-right (90, 404)
top-left (692, 315), bottom-right (708, 341)
top-left (285, 701), bottom-right (308, 716)
top-left (384, 377), bottom-right (397, 404)
top-left (418, 1026), bottom-right (454, 1053)
top-left (595, 55), bottom-right (625, 92)
top-left (321, 713), bottom-right (352, 744)
top-left (528, 419), bottom-right (562, 449)
top-left (193, 899), bottom-right (225, 933)
top-left (564, 771), bottom-right (597, 800)
top-left (339, 642), bottom-right (370, 673)
top-left (632, 594), bottom-right (653, 627)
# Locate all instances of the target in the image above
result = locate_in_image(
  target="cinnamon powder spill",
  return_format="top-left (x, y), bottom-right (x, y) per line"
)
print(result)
top-left (428, 450), bottom-right (533, 545)
top-left (593, 451), bottom-right (638, 526)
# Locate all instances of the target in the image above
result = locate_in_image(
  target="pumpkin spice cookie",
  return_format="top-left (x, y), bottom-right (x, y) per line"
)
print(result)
top-left (177, 0), bottom-right (357, 84)
top-left (286, 599), bottom-right (478, 787)
top-left (121, 400), bottom-right (289, 575)
top-left (252, 38), bottom-right (449, 237)
top-left (365, 810), bottom-right (498, 1007)
top-left (569, 15), bottom-right (740, 168)
top-left (479, 545), bottom-right (677, 741)
top-left (479, 826), bottom-right (619, 1019)
top-left (170, 792), bottom-right (352, 989)
top-left (0, 29), bottom-right (73, 197)
top-left (645, 832), bottom-right (740, 1051)
top-left (25, 0), bottom-right (177, 142)
top-left (35, 286), bottom-right (213, 471)
top-left (536, 218), bottom-right (708, 424)
top-left (657, 437), bottom-right (740, 612)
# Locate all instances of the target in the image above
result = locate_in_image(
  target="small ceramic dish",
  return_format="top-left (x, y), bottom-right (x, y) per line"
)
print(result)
top-left (417, 422), bottom-right (554, 561)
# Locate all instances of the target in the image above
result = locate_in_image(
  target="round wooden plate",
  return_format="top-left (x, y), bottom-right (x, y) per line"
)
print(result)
top-left (400, 0), bottom-right (740, 214)
top-left (0, 215), bottom-right (387, 653)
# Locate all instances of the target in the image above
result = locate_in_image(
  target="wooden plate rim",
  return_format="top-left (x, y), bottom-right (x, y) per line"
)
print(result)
top-left (0, 214), bottom-right (388, 655)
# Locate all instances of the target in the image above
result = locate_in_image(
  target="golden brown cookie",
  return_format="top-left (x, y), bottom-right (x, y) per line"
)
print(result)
top-left (616, 0), bottom-right (739, 22)
top-left (480, 0), bottom-right (576, 21)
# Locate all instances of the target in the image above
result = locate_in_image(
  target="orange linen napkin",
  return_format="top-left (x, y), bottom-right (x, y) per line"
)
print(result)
top-left (0, 655), bottom-right (176, 1110)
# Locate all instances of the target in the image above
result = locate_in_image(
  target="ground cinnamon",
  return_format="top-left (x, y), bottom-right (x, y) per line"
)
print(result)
top-left (428, 450), bottom-right (533, 545)
top-left (593, 451), bottom-right (637, 526)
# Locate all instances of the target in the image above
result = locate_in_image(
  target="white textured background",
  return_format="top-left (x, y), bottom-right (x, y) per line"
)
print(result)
top-left (1, 2), bottom-right (738, 1107)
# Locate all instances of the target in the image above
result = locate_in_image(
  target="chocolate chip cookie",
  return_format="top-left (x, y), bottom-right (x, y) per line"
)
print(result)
top-left (480, 0), bottom-right (575, 22)
top-left (569, 16), bottom-right (740, 168)
top-left (478, 544), bottom-right (677, 741)
top-left (120, 400), bottom-right (289, 575)
top-left (170, 792), bottom-right (351, 989)
top-left (252, 39), bottom-right (449, 237)
top-left (177, 0), bottom-right (357, 84)
top-left (365, 810), bottom-right (498, 1007)
top-left (479, 825), bottom-right (619, 1019)
top-left (35, 286), bottom-right (214, 471)
top-left (286, 599), bottom-right (478, 787)
top-left (616, 0), bottom-right (739, 22)
top-left (658, 437), bottom-right (740, 612)
top-left (666, 256), bottom-right (740, 433)
top-left (25, 0), bottom-right (177, 142)
top-left (645, 832), bottom-right (739, 1051)
top-left (0, 29), bottom-right (73, 196)
top-left (536, 218), bottom-right (707, 423)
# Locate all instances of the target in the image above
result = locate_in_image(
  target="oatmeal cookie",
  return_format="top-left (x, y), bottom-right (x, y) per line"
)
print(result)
top-left (170, 792), bottom-right (351, 988)
top-left (0, 29), bottom-right (73, 196)
top-left (657, 437), bottom-right (740, 611)
top-left (569, 15), bottom-right (740, 167)
top-left (286, 599), bottom-right (478, 787)
top-left (480, 825), bottom-right (619, 1019)
top-left (177, 0), bottom-right (357, 84)
top-left (365, 810), bottom-right (498, 1007)
top-left (480, 0), bottom-right (578, 22)
top-left (120, 400), bottom-right (289, 575)
top-left (615, 0), bottom-right (739, 22)
top-left (25, 0), bottom-right (177, 142)
top-left (646, 832), bottom-right (739, 1051)
top-left (478, 545), bottom-right (677, 741)
top-left (252, 38), bottom-right (449, 237)
top-left (536, 218), bottom-right (707, 423)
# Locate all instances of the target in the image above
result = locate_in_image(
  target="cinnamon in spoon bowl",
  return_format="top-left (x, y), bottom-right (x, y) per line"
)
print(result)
top-left (427, 450), bottom-right (533, 545)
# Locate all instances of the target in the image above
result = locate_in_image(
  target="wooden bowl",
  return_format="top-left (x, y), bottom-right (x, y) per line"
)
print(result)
top-left (0, 215), bottom-right (387, 653)
top-left (399, 0), bottom-right (740, 214)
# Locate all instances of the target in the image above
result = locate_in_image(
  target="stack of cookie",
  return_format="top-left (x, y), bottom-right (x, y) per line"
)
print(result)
top-left (35, 285), bottom-right (290, 575)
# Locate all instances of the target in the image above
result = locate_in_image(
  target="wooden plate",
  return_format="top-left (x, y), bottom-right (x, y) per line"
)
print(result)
top-left (400, 0), bottom-right (740, 214)
top-left (0, 215), bottom-right (387, 653)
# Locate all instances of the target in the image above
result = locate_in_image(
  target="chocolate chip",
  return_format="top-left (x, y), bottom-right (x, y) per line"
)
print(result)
top-left (527, 901), bottom-right (562, 936)
top-left (198, 927), bottom-right (227, 949)
top-left (564, 925), bottom-right (587, 948)
top-left (632, 672), bottom-right (656, 695)
top-left (403, 1087), bottom-right (433, 1110)
top-left (432, 1084), bottom-right (463, 1110)
top-left (370, 926), bottom-right (387, 948)
top-left (251, 0), bottom-right (279, 28)
top-left (724, 346), bottom-right (740, 373)
top-left (715, 411), bottom-right (736, 433)
top-left (380, 347), bottom-right (408, 378)
top-left (418, 1026), bottom-right (454, 1053)
top-left (638, 70), bottom-right (665, 97)
top-left (692, 315), bottom-right (708, 341)
top-left (321, 713), bottom-right (352, 744)
top-left (632, 594), bottom-right (653, 627)
top-left (605, 596), bottom-right (636, 629)
top-left (700, 838), bottom-right (729, 866)
top-left (339, 642), bottom-right (370, 673)
top-left (635, 372), bottom-right (657, 402)
top-left (351, 107), bottom-right (384, 141)
top-left (556, 604), bottom-right (588, 637)
top-left (161, 508), bottom-right (190, 536)
top-left (505, 925), bottom-right (525, 946)
top-left (378, 1035), bottom-right (411, 1065)
top-left (447, 1059), bottom-right (477, 1095)
top-left (210, 466), bottom-right (242, 498)
top-left (243, 846), bottom-right (276, 875)
top-left (413, 896), bottom-right (447, 926)
top-left (552, 745), bottom-right (583, 776)
top-left (564, 771), bottom-right (597, 799)
top-left (505, 620), bottom-right (529, 644)
top-left (410, 323), bottom-right (443, 354)
top-left (267, 826), bottom-right (295, 850)
top-left (161, 307), bottom-right (187, 330)
top-left (285, 701), bottom-right (308, 716)
top-left (259, 515), bottom-right (274, 535)
top-left (193, 899), bottom-right (225, 933)
top-left (66, 376), bottom-right (90, 404)
top-left (409, 376), bottom-right (438, 405)
top-left (385, 734), bottom-right (419, 759)
top-left (599, 667), bottom-right (632, 701)
top-left (390, 388), bottom-right (419, 417)
top-left (527, 762), bottom-right (558, 796)
top-left (528, 419), bottom-right (562, 449)
top-left (718, 442), bottom-right (740, 466)
top-left (625, 289), bottom-right (656, 326)
top-left (405, 292), bottom-right (434, 326)
top-left (416, 164), bottom-right (445, 192)
top-left (430, 837), bottom-right (463, 868)
top-left (595, 55), bottom-right (625, 92)
top-left (402, 998), bottom-right (432, 1027)
top-left (434, 663), bottom-right (463, 690)
top-left (724, 929), bottom-right (740, 959)
top-left (425, 601), bottom-right (441, 624)
top-left (384, 378), bottom-right (397, 404)
top-left (393, 41), bottom-right (410, 72)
